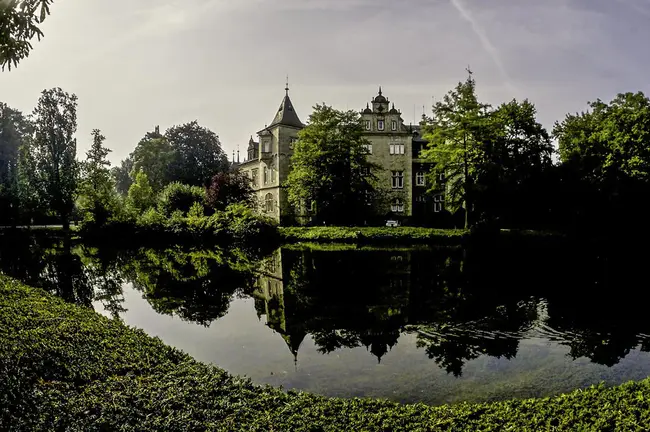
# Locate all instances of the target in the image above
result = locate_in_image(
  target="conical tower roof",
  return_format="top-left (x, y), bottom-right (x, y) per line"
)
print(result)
top-left (269, 82), bottom-right (304, 129)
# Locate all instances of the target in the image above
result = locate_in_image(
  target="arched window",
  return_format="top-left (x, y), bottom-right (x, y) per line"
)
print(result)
top-left (263, 166), bottom-right (269, 184)
top-left (391, 199), bottom-right (404, 213)
top-left (265, 193), bottom-right (274, 213)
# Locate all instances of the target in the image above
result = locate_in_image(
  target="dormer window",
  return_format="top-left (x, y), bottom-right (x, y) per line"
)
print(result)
top-left (263, 140), bottom-right (271, 153)
top-left (377, 120), bottom-right (385, 131)
top-left (391, 120), bottom-right (397, 131)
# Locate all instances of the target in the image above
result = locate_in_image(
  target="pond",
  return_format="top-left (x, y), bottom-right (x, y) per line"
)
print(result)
top-left (2, 233), bottom-right (650, 405)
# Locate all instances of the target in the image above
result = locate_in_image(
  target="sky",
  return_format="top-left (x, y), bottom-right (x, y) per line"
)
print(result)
top-left (1, 0), bottom-right (649, 165)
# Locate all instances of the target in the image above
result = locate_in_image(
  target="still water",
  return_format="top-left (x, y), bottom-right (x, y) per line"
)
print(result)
top-left (2, 234), bottom-right (650, 405)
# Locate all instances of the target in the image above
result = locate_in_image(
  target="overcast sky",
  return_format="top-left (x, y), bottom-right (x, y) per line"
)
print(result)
top-left (1, 0), bottom-right (649, 164)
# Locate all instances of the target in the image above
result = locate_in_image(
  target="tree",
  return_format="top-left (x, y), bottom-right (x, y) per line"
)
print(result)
top-left (31, 87), bottom-right (79, 230)
top-left (286, 104), bottom-right (381, 225)
top-left (78, 129), bottom-right (118, 227)
top-left (421, 69), bottom-right (492, 229)
top-left (165, 121), bottom-right (228, 187)
top-left (553, 91), bottom-right (650, 229)
top-left (0, 102), bottom-right (32, 224)
top-left (126, 169), bottom-right (155, 214)
top-left (111, 157), bottom-right (134, 196)
top-left (1, 0), bottom-right (52, 70)
top-left (477, 99), bottom-right (554, 227)
top-left (130, 132), bottom-right (174, 192)
top-left (205, 172), bottom-right (255, 211)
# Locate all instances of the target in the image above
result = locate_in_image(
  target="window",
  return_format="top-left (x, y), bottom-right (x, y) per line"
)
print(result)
top-left (389, 143), bottom-right (405, 155)
top-left (416, 195), bottom-right (426, 202)
top-left (416, 171), bottom-right (425, 186)
top-left (362, 144), bottom-right (372, 154)
top-left (434, 195), bottom-right (444, 203)
top-left (251, 169), bottom-right (259, 187)
top-left (391, 120), bottom-right (397, 131)
top-left (439, 173), bottom-right (445, 182)
top-left (434, 202), bottom-right (443, 213)
top-left (289, 138), bottom-right (298, 149)
top-left (361, 167), bottom-right (371, 176)
top-left (263, 166), bottom-right (269, 185)
top-left (391, 171), bottom-right (404, 189)
top-left (265, 193), bottom-right (274, 213)
top-left (263, 140), bottom-right (271, 153)
top-left (377, 120), bottom-right (385, 131)
top-left (391, 199), bottom-right (404, 213)
top-left (270, 165), bottom-right (275, 183)
top-left (365, 120), bottom-right (371, 130)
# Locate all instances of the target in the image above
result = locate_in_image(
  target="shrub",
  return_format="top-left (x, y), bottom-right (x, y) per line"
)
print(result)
top-left (157, 182), bottom-right (206, 217)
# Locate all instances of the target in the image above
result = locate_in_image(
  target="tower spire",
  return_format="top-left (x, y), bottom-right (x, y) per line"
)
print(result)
top-left (285, 75), bottom-right (289, 96)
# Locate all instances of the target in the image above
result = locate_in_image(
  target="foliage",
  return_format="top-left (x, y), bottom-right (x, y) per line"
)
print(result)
top-left (126, 169), bottom-right (155, 214)
top-left (205, 171), bottom-right (255, 211)
top-left (165, 121), bottom-right (229, 187)
top-left (29, 87), bottom-right (79, 229)
top-left (111, 157), bottom-right (134, 196)
top-left (2, 275), bottom-right (650, 431)
top-left (157, 182), bottom-right (206, 217)
top-left (554, 91), bottom-right (650, 184)
top-left (421, 69), bottom-right (491, 228)
top-left (279, 226), bottom-right (468, 244)
top-left (0, 0), bottom-right (52, 70)
top-left (130, 133), bottom-right (174, 193)
top-left (286, 104), bottom-right (382, 225)
top-left (78, 129), bottom-right (119, 227)
top-left (0, 102), bottom-right (32, 224)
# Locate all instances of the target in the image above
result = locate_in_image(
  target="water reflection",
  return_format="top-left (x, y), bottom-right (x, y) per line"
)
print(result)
top-left (2, 232), bottom-right (650, 403)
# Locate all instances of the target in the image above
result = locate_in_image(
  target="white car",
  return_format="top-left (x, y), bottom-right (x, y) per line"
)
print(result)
top-left (385, 220), bottom-right (400, 227)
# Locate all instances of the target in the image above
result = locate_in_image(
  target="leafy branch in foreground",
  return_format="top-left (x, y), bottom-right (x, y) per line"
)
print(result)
top-left (0, 0), bottom-right (53, 71)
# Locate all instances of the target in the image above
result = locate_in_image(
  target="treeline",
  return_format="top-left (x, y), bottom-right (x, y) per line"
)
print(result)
top-left (0, 88), bottom-right (272, 243)
top-left (285, 70), bottom-right (650, 232)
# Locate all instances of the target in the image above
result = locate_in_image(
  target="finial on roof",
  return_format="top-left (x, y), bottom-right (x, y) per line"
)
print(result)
top-left (378, 86), bottom-right (382, 96)
top-left (232, 150), bottom-right (235, 161)
top-left (367, 102), bottom-right (369, 109)
top-left (237, 146), bottom-right (240, 163)
top-left (285, 75), bottom-right (289, 96)
top-left (392, 102), bottom-right (395, 109)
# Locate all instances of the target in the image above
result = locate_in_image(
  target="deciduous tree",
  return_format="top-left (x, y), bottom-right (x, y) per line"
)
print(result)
top-left (205, 172), bottom-right (255, 211)
top-left (286, 104), bottom-right (381, 225)
top-left (0, 0), bottom-right (53, 70)
top-left (30, 87), bottom-right (79, 230)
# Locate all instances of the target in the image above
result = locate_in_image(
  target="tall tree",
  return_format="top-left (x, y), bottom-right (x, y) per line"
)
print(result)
top-left (0, 102), bottom-right (32, 224)
top-left (165, 121), bottom-right (228, 187)
top-left (31, 87), bottom-right (79, 230)
top-left (421, 69), bottom-right (491, 228)
top-left (286, 104), bottom-right (381, 225)
top-left (478, 99), bottom-right (555, 226)
top-left (78, 129), bottom-right (117, 227)
top-left (0, 0), bottom-right (52, 70)
top-left (553, 91), bottom-right (650, 228)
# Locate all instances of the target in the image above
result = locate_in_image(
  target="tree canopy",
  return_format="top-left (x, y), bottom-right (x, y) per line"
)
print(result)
top-left (286, 104), bottom-right (382, 225)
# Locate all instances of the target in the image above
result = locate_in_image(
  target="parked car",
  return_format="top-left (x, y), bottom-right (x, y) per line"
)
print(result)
top-left (385, 219), bottom-right (400, 227)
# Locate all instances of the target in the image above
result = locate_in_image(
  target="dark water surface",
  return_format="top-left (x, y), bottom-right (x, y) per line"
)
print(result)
top-left (2, 233), bottom-right (650, 405)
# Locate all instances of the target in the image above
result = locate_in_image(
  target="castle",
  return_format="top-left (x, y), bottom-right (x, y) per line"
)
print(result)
top-left (237, 84), bottom-right (446, 225)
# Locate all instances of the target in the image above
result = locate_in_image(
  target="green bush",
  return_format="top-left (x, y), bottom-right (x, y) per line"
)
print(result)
top-left (2, 275), bottom-right (650, 431)
top-left (157, 182), bottom-right (206, 217)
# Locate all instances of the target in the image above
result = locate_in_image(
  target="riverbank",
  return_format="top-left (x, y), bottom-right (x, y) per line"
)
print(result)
top-left (2, 275), bottom-right (649, 431)
top-left (279, 226), bottom-right (470, 244)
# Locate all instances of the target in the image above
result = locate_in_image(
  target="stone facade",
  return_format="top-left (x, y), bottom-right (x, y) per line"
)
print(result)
top-left (239, 86), bottom-right (445, 225)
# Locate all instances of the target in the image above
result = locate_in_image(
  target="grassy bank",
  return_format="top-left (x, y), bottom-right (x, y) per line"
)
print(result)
top-left (2, 276), bottom-right (650, 431)
top-left (279, 226), bottom-right (469, 244)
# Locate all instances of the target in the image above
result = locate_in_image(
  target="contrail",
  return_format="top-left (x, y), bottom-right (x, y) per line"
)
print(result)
top-left (449, 0), bottom-right (517, 95)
